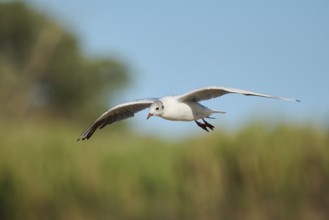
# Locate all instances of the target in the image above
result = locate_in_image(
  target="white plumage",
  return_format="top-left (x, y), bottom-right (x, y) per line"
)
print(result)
top-left (78, 86), bottom-right (299, 140)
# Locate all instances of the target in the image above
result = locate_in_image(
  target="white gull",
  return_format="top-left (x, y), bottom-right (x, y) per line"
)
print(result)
top-left (78, 86), bottom-right (299, 140)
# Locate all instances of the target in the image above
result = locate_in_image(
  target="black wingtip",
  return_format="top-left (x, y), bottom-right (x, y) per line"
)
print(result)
top-left (77, 120), bottom-right (104, 142)
top-left (77, 133), bottom-right (92, 141)
top-left (77, 136), bottom-right (89, 141)
top-left (76, 132), bottom-right (89, 142)
top-left (77, 137), bottom-right (86, 141)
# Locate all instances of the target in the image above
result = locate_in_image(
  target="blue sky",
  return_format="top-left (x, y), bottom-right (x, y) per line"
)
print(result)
top-left (28, 0), bottom-right (329, 137)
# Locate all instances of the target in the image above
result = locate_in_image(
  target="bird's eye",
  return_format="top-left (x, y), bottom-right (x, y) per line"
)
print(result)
top-left (155, 107), bottom-right (159, 110)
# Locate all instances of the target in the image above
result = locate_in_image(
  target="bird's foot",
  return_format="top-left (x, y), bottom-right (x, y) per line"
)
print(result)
top-left (202, 119), bottom-right (215, 130)
top-left (195, 119), bottom-right (215, 132)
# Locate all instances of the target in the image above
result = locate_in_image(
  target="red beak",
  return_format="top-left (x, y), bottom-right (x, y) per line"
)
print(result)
top-left (147, 113), bottom-right (153, 120)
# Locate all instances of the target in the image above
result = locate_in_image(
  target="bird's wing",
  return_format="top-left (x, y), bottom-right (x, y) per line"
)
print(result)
top-left (177, 86), bottom-right (300, 102)
top-left (77, 98), bottom-right (157, 141)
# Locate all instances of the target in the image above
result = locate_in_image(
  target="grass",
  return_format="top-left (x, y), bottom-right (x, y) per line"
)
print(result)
top-left (0, 121), bottom-right (328, 220)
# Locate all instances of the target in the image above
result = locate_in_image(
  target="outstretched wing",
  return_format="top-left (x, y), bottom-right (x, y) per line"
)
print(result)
top-left (178, 86), bottom-right (300, 103)
top-left (77, 98), bottom-right (157, 141)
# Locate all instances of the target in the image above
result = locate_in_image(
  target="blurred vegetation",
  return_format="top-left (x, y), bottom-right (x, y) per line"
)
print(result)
top-left (0, 2), bottom-right (129, 120)
top-left (1, 2), bottom-right (328, 220)
top-left (0, 122), bottom-right (328, 220)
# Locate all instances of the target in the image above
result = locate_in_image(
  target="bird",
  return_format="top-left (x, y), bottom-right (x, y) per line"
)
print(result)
top-left (77, 86), bottom-right (299, 141)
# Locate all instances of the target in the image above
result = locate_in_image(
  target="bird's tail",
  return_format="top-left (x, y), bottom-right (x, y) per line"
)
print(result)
top-left (206, 109), bottom-right (226, 119)
top-left (212, 110), bottom-right (226, 114)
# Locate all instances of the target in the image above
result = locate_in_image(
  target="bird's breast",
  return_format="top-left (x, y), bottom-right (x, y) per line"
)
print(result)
top-left (160, 99), bottom-right (204, 121)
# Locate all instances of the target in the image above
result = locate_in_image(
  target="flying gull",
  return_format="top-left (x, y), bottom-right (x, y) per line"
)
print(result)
top-left (77, 86), bottom-right (299, 140)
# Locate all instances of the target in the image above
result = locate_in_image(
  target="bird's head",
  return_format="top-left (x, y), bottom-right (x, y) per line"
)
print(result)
top-left (147, 101), bottom-right (165, 119)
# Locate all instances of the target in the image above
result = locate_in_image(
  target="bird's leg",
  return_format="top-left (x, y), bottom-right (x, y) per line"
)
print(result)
top-left (195, 120), bottom-right (209, 132)
top-left (202, 118), bottom-right (215, 130)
